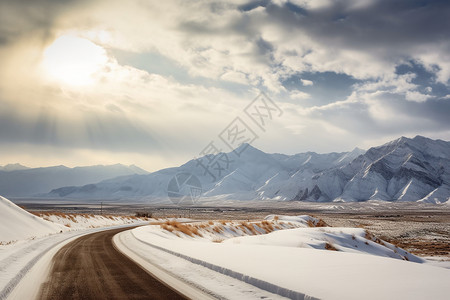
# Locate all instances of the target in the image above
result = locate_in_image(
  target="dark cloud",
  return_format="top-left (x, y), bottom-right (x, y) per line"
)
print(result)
top-left (282, 71), bottom-right (360, 106)
top-left (266, 0), bottom-right (450, 52)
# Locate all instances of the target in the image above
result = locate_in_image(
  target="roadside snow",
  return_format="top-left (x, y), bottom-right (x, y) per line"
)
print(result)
top-left (123, 216), bottom-right (450, 300)
top-left (34, 212), bottom-right (150, 229)
top-left (0, 195), bottom-right (152, 300)
top-left (114, 230), bottom-right (289, 300)
top-left (0, 197), bottom-right (65, 244)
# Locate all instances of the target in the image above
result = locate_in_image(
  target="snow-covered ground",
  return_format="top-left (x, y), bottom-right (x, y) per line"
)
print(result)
top-left (0, 197), bottom-right (65, 245)
top-left (2, 194), bottom-right (450, 300)
top-left (0, 196), bottom-right (151, 299)
top-left (116, 215), bottom-right (450, 300)
top-left (32, 212), bottom-right (150, 230)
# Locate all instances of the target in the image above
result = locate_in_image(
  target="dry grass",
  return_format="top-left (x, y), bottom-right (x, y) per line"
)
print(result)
top-left (0, 240), bottom-right (16, 245)
top-left (212, 225), bottom-right (223, 233)
top-left (325, 242), bottom-right (338, 251)
top-left (160, 221), bottom-right (203, 237)
top-left (364, 230), bottom-right (385, 246)
top-left (381, 237), bottom-right (450, 256)
top-left (257, 220), bottom-right (274, 233)
top-left (31, 211), bottom-right (148, 223)
top-left (307, 217), bottom-right (329, 228)
top-left (240, 222), bottom-right (258, 235)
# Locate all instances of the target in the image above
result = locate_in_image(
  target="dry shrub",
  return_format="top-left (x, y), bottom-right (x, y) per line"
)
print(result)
top-left (240, 222), bottom-right (258, 235)
top-left (0, 240), bottom-right (16, 246)
top-left (259, 220), bottom-right (274, 233)
top-left (160, 224), bottom-right (173, 232)
top-left (307, 217), bottom-right (328, 227)
top-left (160, 221), bottom-right (202, 237)
top-left (208, 221), bottom-right (214, 225)
top-left (325, 243), bottom-right (338, 251)
top-left (212, 225), bottom-right (223, 233)
top-left (67, 215), bottom-right (77, 223)
top-left (364, 230), bottom-right (384, 245)
top-left (274, 215), bottom-right (279, 221)
top-left (315, 218), bottom-right (328, 227)
top-left (212, 239), bottom-right (224, 243)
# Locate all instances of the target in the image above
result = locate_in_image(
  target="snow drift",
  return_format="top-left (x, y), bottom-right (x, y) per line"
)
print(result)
top-left (0, 196), bottom-right (64, 244)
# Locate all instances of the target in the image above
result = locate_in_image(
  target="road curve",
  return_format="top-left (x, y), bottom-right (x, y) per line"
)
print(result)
top-left (39, 227), bottom-right (188, 300)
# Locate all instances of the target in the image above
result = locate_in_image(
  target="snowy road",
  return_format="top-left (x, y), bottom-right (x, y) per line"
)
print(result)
top-left (38, 227), bottom-right (187, 300)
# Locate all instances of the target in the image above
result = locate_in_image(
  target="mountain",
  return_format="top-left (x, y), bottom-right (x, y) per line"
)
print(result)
top-left (45, 144), bottom-right (364, 201)
top-left (262, 136), bottom-right (450, 203)
top-left (45, 136), bottom-right (450, 203)
top-left (0, 164), bottom-right (148, 197)
top-left (0, 163), bottom-right (30, 171)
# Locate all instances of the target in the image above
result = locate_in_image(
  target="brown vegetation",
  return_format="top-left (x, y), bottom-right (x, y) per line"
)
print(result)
top-left (159, 221), bottom-right (203, 237)
top-left (325, 242), bottom-right (338, 251)
top-left (307, 217), bottom-right (329, 228)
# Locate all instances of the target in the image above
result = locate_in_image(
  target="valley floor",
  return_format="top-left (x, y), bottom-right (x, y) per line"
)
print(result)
top-left (20, 200), bottom-right (450, 258)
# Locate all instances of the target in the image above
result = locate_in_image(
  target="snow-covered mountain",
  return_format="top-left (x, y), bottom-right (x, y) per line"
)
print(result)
top-left (45, 136), bottom-right (450, 203)
top-left (263, 136), bottom-right (450, 203)
top-left (0, 164), bottom-right (148, 197)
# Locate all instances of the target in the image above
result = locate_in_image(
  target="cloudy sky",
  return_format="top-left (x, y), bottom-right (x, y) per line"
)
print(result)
top-left (0, 0), bottom-right (449, 171)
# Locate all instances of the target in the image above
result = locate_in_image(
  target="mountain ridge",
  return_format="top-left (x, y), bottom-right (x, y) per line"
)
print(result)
top-left (0, 164), bottom-right (148, 197)
top-left (5, 135), bottom-right (449, 204)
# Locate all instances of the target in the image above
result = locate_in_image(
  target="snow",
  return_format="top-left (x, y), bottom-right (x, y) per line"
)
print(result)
top-left (120, 215), bottom-right (450, 300)
top-left (0, 195), bottom-right (150, 300)
top-left (44, 135), bottom-right (450, 204)
top-left (0, 196), bottom-right (65, 244)
top-left (114, 231), bottom-right (288, 300)
top-left (34, 212), bottom-right (149, 229)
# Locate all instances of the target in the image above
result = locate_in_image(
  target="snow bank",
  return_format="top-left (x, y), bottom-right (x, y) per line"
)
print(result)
top-left (124, 215), bottom-right (450, 299)
top-left (34, 212), bottom-right (150, 229)
top-left (0, 196), bottom-right (65, 244)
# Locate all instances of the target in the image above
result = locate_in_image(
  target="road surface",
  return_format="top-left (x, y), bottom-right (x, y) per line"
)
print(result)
top-left (39, 227), bottom-right (188, 300)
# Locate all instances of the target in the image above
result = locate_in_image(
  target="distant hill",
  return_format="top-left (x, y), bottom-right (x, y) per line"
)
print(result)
top-left (0, 163), bottom-right (29, 171)
top-left (0, 164), bottom-right (148, 197)
top-left (45, 136), bottom-right (450, 204)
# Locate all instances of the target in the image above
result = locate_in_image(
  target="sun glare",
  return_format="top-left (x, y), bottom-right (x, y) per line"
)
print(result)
top-left (42, 35), bottom-right (108, 86)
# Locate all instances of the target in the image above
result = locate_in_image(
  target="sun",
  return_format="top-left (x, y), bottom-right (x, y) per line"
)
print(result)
top-left (42, 35), bottom-right (108, 86)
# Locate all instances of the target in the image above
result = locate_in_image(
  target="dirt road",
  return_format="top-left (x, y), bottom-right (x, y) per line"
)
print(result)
top-left (39, 227), bottom-right (188, 300)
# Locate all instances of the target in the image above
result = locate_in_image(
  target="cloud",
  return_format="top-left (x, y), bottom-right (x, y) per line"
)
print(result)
top-left (0, 0), bottom-right (449, 169)
top-left (290, 90), bottom-right (310, 100)
top-left (300, 79), bottom-right (313, 86)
